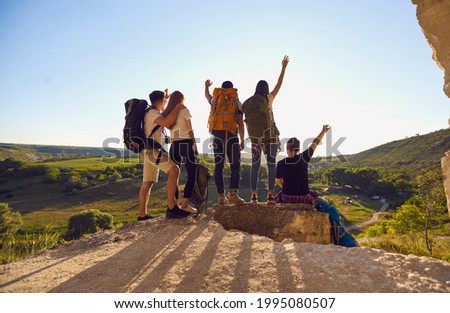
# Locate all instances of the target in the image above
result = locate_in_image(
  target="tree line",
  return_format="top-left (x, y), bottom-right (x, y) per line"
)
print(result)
top-left (311, 166), bottom-right (416, 198)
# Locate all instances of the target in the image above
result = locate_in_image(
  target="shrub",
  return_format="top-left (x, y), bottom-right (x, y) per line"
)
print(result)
top-left (0, 158), bottom-right (24, 175)
top-left (388, 204), bottom-right (425, 234)
top-left (0, 203), bottom-right (22, 238)
top-left (109, 170), bottom-right (122, 182)
top-left (66, 209), bottom-right (114, 239)
top-left (44, 167), bottom-right (60, 183)
top-left (63, 175), bottom-right (88, 192)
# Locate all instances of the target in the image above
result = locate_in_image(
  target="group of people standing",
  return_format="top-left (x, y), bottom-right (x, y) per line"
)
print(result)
top-left (136, 56), bottom-right (331, 220)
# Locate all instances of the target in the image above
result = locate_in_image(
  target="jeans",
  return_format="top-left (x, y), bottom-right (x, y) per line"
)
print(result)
top-left (169, 139), bottom-right (197, 199)
top-left (212, 130), bottom-right (241, 194)
top-left (251, 142), bottom-right (278, 192)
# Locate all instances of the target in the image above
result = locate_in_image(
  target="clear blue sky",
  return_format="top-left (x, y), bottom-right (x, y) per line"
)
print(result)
top-left (1, 0), bottom-right (448, 156)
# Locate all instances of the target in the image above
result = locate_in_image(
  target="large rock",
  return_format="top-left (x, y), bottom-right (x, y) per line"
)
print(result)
top-left (207, 203), bottom-right (331, 244)
top-left (412, 1), bottom-right (450, 214)
top-left (442, 151), bottom-right (450, 216)
top-left (412, 0), bottom-right (450, 97)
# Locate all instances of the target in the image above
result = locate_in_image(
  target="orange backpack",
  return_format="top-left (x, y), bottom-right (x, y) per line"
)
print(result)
top-left (208, 88), bottom-right (239, 134)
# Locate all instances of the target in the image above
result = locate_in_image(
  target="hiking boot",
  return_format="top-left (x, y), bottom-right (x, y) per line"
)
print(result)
top-left (251, 192), bottom-right (258, 203)
top-left (267, 192), bottom-right (276, 204)
top-left (229, 189), bottom-right (245, 205)
top-left (137, 214), bottom-right (154, 221)
top-left (166, 206), bottom-right (190, 219)
top-left (180, 204), bottom-right (198, 214)
top-left (218, 193), bottom-right (229, 205)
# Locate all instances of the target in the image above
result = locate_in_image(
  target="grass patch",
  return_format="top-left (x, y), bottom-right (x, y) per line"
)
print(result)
top-left (359, 233), bottom-right (450, 262)
top-left (1, 230), bottom-right (63, 264)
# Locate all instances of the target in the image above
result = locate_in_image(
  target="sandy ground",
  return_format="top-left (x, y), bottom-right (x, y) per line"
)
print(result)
top-left (1, 216), bottom-right (449, 293)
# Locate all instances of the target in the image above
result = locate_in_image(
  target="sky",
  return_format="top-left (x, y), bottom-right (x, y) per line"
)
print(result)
top-left (0, 0), bottom-right (449, 157)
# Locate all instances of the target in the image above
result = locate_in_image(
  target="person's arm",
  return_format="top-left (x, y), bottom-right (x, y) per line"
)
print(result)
top-left (164, 88), bottom-right (170, 101)
top-left (276, 178), bottom-right (283, 188)
top-left (269, 55), bottom-right (289, 99)
top-left (186, 118), bottom-right (199, 157)
top-left (276, 161), bottom-right (283, 188)
top-left (309, 125), bottom-right (331, 154)
top-left (236, 99), bottom-right (245, 150)
top-left (238, 114), bottom-right (245, 150)
top-left (154, 104), bottom-right (185, 128)
top-left (204, 79), bottom-right (213, 104)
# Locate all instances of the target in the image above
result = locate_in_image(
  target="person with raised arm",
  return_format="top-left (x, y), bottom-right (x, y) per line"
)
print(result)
top-left (204, 80), bottom-right (245, 205)
top-left (275, 125), bottom-right (330, 205)
top-left (242, 55), bottom-right (289, 204)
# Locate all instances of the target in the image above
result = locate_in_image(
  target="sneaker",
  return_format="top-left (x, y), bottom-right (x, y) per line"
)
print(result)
top-left (251, 192), bottom-right (258, 203)
top-left (137, 214), bottom-right (154, 221)
top-left (267, 192), bottom-right (275, 204)
top-left (166, 206), bottom-right (190, 219)
top-left (180, 204), bottom-right (198, 214)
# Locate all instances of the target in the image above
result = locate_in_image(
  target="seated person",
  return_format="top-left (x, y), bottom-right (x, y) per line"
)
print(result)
top-left (276, 127), bottom-right (358, 247)
top-left (275, 125), bottom-right (330, 206)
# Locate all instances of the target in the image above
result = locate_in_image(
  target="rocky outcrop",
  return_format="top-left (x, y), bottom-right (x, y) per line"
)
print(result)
top-left (412, 0), bottom-right (450, 97)
top-left (208, 203), bottom-right (331, 244)
top-left (412, 1), bottom-right (450, 214)
top-left (2, 217), bottom-right (449, 293)
top-left (442, 151), bottom-right (450, 216)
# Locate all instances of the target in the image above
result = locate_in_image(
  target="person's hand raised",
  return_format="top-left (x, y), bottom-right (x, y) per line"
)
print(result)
top-left (282, 55), bottom-right (289, 68)
top-left (205, 79), bottom-right (213, 87)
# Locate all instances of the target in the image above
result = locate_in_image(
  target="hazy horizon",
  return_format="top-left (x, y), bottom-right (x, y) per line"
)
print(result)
top-left (1, 126), bottom-right (448, 159)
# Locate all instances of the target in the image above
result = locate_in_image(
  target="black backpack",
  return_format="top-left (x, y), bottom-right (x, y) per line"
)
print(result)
top-left (189, 163), bottom-right (211, 214)
top-left (123, 98), bottom-right (149, 153)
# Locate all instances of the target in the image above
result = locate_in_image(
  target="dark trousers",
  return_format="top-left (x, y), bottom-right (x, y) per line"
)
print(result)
top-left (251, 142), bottom-right (278, 191)
top-left (169, 139), bottom-right (197, 199)
top-left (212, 130), bottom-right (241, 194)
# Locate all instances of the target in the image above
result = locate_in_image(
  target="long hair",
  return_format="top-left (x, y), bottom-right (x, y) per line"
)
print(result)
top-left (162, 91), bottom-right (184, 119)
top-left (254, 80), bottom-right (269, 96)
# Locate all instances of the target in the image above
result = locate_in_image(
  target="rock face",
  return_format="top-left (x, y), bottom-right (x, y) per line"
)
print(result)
top-left (413, 0), bottom-right (450, 214)
top-left (208, 203), bottom-right (331, 244)
top-left (412, 0), bottom-right (450, 97)
top-left (442, 151), bottom-right (450, 216)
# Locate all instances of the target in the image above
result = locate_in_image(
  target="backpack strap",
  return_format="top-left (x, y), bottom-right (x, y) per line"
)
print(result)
top-left (148, 124), bottom-right (161, 139)
top-left (147, 105), bottom-right (162, 139)
top-left (144, 105), bottom-right (165, 153)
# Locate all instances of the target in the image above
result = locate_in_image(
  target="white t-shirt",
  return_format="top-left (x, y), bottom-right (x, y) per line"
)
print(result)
top-left (169, 108), bottom-right (192, 142)
top-left (144, 109), bottom-right (164, 146)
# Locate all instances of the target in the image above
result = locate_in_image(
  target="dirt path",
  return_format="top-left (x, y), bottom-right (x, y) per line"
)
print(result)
top-left (1, 216), bottom-right (449, 293)
top-left (347, 198), bottom-right (389, 231)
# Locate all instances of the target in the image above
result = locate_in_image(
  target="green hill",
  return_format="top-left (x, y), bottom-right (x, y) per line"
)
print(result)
top-left (0, 143), bottom-right (123, 162)
top-left (331, 128), bottom-right (450, 178)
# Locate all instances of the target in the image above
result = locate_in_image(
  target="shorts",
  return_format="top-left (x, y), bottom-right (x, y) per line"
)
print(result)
top-left (140, 149), bottom-right (177, 182)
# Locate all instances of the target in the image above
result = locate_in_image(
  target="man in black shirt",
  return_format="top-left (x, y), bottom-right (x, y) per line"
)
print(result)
top-left (275, 125), bottom-right (330, 205)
